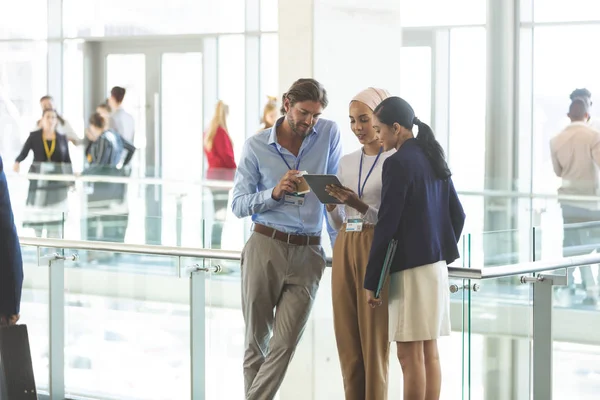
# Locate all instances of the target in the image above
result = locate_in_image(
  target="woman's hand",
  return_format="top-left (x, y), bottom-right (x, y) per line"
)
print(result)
top-left (366, 290), bottom-right (382, 308)
top-left (13, 162), bottom-right (20, 173)
top-left (326, 184), bottom-right (368, 214)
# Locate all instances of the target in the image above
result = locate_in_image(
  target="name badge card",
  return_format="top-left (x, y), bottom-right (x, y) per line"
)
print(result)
top-left (346, 218), bottom-right (364, 232)
top-left (284, 194), bottom-right (305, 207)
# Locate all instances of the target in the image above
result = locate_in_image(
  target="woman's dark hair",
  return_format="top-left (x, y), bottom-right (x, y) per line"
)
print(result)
top-left (374, 96), bottom-right (451, 180)
top-left (280, 78), bottom-right (328, 114)
top-left (89, 112), bottom-right (107, 129)
top-left (111, 86), bottom-right (126, 104)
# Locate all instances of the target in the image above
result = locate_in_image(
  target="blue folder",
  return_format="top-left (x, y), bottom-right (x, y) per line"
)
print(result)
top-left (375, 238), bottom-right (398, 299)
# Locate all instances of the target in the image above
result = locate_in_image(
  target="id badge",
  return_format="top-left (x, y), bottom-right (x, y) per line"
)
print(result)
top-left (284, 193), bottom-right (305, 207)
top-left (346, 218), bottom-right (364, 232)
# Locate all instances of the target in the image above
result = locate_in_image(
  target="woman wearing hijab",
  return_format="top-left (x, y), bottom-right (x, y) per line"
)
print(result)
top-left (365, 97), bottom-right (465, 400)
top-left (326, 87), bottom-right (394, 400)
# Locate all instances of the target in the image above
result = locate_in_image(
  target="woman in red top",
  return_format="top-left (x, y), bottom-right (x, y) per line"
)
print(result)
top-left (204, 100), bottom-right (236, 248)
top-left (204, 100), bottom-right (236, 180)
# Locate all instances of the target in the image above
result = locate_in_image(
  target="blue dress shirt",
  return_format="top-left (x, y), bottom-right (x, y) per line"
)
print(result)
top-left (232, 117), bottom-right (342, 240)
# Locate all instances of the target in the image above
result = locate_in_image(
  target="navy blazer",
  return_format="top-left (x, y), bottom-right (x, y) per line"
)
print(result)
top-left (364, 139), bottom-right (465, 291)
top-left (0, 155), bottom-right (23, 316)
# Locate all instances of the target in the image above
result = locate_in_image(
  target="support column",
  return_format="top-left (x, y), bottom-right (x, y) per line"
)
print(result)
top-left (484, 0), bottom-right (518, 236)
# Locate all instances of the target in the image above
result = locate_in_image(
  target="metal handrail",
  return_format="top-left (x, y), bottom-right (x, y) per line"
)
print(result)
top-left (9, 171), bottom-right (600, 202)
top-left (20, 236), bottom-right (600, 280)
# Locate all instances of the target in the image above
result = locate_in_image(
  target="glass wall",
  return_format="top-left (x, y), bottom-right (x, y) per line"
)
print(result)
top-left (0, 0), bottom-right (278, 246)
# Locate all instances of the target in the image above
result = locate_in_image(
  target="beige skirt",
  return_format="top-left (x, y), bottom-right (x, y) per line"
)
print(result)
top-left (388, 260), bottom-right (451, 342)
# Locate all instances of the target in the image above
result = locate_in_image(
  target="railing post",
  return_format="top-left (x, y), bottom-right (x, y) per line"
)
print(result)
top-left (525, 273), bottom-right (567, 400)
top-left (48, 257), bottom-right (65, 399)
top-left (190, 262), bottom-right (207, 400)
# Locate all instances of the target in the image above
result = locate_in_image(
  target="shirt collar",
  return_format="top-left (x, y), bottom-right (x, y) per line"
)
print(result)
top-left (267, 117), bottom-right (318, 146)
top-left (267, 117), bottom-right (284, 145)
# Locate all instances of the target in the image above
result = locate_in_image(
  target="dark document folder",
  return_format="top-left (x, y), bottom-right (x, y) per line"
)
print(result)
top-left (0, 325), bottom-right (37, 400)
top-left (375, 239), bottom-right (398, 299)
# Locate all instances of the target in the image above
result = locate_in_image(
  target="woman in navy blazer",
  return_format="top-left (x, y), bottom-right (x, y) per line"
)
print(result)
top-left (364, 97), bottom-right (465, 400)
top-left (0, 155), bottom-right (23, 326)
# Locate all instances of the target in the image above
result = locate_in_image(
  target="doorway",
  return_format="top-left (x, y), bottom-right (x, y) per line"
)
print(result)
top-left (86, 38), bottom-right (205, 244)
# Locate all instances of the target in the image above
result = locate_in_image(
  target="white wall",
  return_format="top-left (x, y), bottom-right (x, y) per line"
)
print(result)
top-left (279, 0), bottom-right (402, 155)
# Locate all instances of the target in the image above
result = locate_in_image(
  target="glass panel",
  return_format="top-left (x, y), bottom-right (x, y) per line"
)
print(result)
top-left (218, 35), bottom-right (246, 161)
top-left (400, 0), bottom-right (486, 28)
top-left (19, 245), bottom-right (50, 394)
top-left (534, 227), bottom-right (600, 399)
top-left (0, 1), bottom-right (47, 39)
top-left (160, 52), bottom-right (203, 243)
top-left (62, 251), bottom-right (190, 399)
top-left (531, 0), bottom-right (600, 23)
top-left (468, 274), bottom-right (533, 399)
top-left (260, 0), bottom-right (279, 31)
top-left (62, 0), bottom-right (244, 37)
top-left (448, 28), bottom-right (486, 236)
top-left (399, 46), bottom-right (432, 123)
top-left (186, 257), bottom-right (244, 398)
top-left (0, 42), bottom-right (48, 163)
top-left (530, 25), bottom-right (600, 197)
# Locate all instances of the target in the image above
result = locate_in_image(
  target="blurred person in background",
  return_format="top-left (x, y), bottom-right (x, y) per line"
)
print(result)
top-left (108, 87), bottom-right (135, 145)
top-left (35, 95), bottom-right (81, 145)
top-left (0, 154), bottom-right (23, 327)
top-left (551, 98), bottom-right (600, 305)
top-left (83, 112), bottom-right (135, 244)
top-left (259, 96), bottom-right (279, 132)
top-left (204, 100), bottom-right (236, 249)
top-left (14, 109), bottom-right (72, 238)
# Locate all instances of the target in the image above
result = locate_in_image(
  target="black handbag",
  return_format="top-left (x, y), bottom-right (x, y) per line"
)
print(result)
top-left (0, 325), bottom-right (37, 400)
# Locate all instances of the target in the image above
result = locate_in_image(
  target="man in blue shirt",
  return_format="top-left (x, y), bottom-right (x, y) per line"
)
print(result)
top-left (232, 78), bottom-right (341, 399)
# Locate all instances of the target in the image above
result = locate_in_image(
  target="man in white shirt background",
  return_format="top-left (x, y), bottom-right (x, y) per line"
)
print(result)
top-left (550, 98), bottom-right (600, 305)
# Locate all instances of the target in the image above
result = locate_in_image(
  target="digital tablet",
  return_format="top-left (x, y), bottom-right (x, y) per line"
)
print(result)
top-left (302, 174), bottom-right (344, 204)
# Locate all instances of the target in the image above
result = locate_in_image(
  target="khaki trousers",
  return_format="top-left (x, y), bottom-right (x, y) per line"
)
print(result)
top-left (242, 232), bottom-right (326, 400)
top-left (332, 226), bottom-right (390, 400)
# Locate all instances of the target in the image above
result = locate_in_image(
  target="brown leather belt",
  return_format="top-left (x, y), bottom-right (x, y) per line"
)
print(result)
top-left (253, 224), bottom-right (321, 246)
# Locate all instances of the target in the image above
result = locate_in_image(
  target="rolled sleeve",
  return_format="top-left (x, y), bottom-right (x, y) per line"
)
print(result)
top-left (231, 140), bottom-right (283, 218)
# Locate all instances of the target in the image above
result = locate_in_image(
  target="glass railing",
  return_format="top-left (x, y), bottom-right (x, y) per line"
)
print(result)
top-left (16, 234), bottom-right (600, 400)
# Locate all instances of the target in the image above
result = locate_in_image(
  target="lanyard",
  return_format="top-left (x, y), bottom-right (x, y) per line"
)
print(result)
top-left (43, 138), bottom-right (56, 161)
top-left (276, 146), bottom-right (303, 171)
top-left (358, 147), bottom-right (383, 198)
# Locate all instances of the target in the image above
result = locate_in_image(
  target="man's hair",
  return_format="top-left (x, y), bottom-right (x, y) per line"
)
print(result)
top-left (570, 88), bottom-right (592, 102)
top-left (569, 98), bottom-right (589, 121)
top-left (40, 95), bottom-right (53, 103)
top-left (110, 86), bottom-right (126, 104)
top-left (280, 78), bottom-right (328, 114)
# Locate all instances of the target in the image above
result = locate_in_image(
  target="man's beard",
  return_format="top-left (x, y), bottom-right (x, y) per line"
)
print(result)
top-left (287, 113), bottom-right (312, 137)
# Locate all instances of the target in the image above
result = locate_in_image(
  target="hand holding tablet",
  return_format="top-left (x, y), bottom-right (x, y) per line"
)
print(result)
top-left (302, 174), bottom-right (344, 204)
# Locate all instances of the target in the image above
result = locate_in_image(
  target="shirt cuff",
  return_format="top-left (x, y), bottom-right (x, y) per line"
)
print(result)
top-left (360, 205), bottom-right (379, 224)
top-left (261, 187), bottom-right (283, 208)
